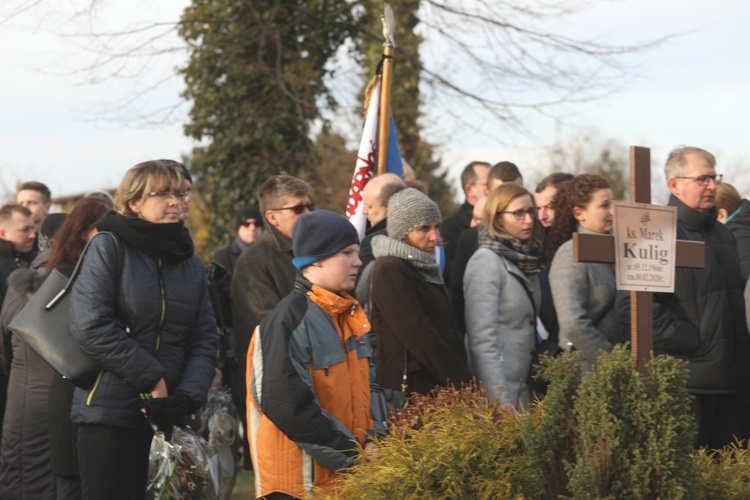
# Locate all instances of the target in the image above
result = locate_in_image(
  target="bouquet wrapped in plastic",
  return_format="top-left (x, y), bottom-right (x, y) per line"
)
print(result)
top-left (147, 425), bottom-right (215, 499)
top-left (198, 387), bottom-right (241, 499)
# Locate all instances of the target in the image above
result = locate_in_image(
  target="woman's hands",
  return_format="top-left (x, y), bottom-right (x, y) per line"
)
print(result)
top-left (498, 402), bottom-right (519, 420)
top-left (210, 368), bottom-right (223, 391)
top-left (151, 377), bottom-right (168, 399)
top-left (141, 378), bottom-right (193, 440)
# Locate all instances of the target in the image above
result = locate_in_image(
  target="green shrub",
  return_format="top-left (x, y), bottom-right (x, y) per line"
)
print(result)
top-left (519, 350), bottom-right (583, 498)
top-left (325, 384), bottom-right (526, 499)
top-left (567, 346), bottom-right (696, 499)
top-left (325, 348), bottom-right (705, 499)
top-left (690, 442), bottom-right (750, 499)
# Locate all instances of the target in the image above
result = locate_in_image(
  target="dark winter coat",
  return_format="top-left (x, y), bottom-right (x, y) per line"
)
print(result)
top-left (651, 195), bottom-right (750, 394)
top-left (448, 225), bottom-right (479, 334)
top-left (0, 251), bottom-right (57, 499)
top-left (369, 256), bottom-right (472, 395)
top-left (230, 224), bottom-right (295, 341)
top-left (358, 219), bottom-right (387, 277)
top-left (725, 198), bottom-right (750, 283)
top-left (0, 239), bottom-right (36, 315)
top-left (212, 237), bottom-right (246, 276)
top-left (440, 201), bottom-right (473, 271)
top-left (69, 233), bottom-right (218, 429)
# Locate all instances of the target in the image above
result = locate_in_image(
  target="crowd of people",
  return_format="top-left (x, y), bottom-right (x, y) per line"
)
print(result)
top-left (0, 145), bottom-right (747, 499)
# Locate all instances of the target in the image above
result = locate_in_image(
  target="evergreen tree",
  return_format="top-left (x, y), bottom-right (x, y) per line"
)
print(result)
top-left (179, 1), bottom-right (359, 251)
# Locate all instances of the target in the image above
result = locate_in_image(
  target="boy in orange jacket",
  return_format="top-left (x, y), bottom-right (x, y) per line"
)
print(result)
top-left (246, 210), bottom-right (387, 499)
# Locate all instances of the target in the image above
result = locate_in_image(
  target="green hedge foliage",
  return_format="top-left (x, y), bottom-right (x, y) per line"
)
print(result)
top-left (323, 346), bottom-right (750, 499)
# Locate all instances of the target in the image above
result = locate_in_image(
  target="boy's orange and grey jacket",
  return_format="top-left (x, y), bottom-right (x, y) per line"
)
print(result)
top-left (246, 276), bottom-right (388, 498)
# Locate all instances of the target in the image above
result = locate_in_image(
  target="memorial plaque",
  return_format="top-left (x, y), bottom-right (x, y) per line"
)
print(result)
top-left (613, 201), bottom-right (677, 292)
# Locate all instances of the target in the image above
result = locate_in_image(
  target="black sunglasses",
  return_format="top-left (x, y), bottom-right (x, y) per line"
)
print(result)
top-left (272, 203), bottom-right (314, 215)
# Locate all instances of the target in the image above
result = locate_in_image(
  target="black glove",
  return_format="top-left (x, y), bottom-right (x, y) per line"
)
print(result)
top-left (142, 392), bottom-right (194, 430)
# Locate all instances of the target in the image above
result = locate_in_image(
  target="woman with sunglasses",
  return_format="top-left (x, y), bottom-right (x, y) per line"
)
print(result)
top-left (546, 174), bottom-right (627, 371)
top-left (69, 161), bottom-right (218, 499)
top-left (463, 184), bottom-right (544, 416)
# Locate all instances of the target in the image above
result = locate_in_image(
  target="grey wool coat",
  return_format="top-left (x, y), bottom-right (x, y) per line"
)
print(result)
top-left (549, 227), bottom-right (628, 367)
top-left (464, 248), bottom-right (540, 409)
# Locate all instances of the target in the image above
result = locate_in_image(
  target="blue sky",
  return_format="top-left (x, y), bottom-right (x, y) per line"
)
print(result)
top-left (0, 0), bottom-right (748, 205)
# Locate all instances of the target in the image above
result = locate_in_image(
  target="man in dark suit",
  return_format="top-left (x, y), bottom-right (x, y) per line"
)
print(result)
top-left (441, 161), bottom-right (490, 269)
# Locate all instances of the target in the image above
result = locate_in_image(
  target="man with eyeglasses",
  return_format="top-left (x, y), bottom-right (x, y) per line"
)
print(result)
top-left (231, 175), bottom-right (313, 335)
top-left (230, 174), bottom-right (312, 469)
top-left (648, 146), bottom-right (748, 449)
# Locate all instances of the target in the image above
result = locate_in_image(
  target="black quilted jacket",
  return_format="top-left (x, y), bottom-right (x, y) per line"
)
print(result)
top-left (69, 233), bottom-right (218, 429)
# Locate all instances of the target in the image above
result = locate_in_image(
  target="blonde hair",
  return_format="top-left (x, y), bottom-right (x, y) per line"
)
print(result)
top-left (715, 182), bottom-right (742, 216)
top-left (114, 160), bottom-right (187, 217)
top-left (483, 183), bottom-right (539, 241)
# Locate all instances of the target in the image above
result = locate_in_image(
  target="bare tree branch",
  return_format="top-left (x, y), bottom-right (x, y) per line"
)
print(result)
top-left (0, 0), bottom-right (44, 27)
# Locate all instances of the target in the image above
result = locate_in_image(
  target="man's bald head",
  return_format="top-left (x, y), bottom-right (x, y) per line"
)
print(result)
top-left (362, 173), bottom-right (406, 226)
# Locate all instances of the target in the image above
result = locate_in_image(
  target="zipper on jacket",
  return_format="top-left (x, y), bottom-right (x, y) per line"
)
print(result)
top-left (156, 258), bottom-right (165, 355)
top-left (85, 370), bottom-right (105, 406)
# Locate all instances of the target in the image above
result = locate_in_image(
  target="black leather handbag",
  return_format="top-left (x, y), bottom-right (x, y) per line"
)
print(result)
top-left (8, 231), bottom-right (120, 388)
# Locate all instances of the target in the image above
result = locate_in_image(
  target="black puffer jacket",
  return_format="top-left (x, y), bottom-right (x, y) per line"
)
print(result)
top-left (652, 195), bottom-right (750, 394)
top-left (70, 233), bottom-right (218, 429)
top-left (725, 198), bottom-right (750, 283)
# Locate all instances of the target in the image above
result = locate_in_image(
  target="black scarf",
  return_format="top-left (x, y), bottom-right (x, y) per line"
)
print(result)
top-left (96, 211), bottom-right (194, 264)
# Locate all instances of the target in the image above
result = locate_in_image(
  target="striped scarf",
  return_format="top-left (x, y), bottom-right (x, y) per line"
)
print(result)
top-left (477, 226), bottom-right (544, 275)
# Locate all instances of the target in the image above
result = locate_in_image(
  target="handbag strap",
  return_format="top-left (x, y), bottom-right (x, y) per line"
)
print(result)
top-left (45, 231), bottom-right (121, 310)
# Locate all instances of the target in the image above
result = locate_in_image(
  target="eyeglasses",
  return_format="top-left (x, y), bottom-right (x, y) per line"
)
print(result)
top-left (241, 220), bottom-right (262, 228)
top-left (674, 174), bottom-right (722, 186)
top-left (272, 203), bottom-right (314, 214)
top-left (500, 207), bottom-right (536, 221)
top-left (147, 191), bottom-right (188, 202)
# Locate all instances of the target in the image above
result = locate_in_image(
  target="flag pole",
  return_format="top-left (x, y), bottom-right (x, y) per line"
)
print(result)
top-left (377, 4), bottom-right (396, 175)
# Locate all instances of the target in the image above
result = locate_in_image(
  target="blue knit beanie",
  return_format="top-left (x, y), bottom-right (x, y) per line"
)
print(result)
top-left (292, 210), bottom-right (359, 270)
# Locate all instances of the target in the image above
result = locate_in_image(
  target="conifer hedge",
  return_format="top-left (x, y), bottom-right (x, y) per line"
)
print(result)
top-left (324, 346), bottom-right (750, 499)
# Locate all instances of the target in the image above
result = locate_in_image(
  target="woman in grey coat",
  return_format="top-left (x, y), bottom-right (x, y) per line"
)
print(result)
top-left (546, 174), bottom-right (627, 368)
top-left (464, 184), bottom-right (544, 416)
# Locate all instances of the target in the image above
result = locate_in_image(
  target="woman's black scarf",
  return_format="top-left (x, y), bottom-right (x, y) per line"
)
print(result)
top-left (96, 211), bottom-right (194, 264)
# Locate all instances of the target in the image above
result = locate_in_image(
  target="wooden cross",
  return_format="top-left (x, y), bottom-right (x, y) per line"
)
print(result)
top-left (572, 146), bottom-right (705, 372)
